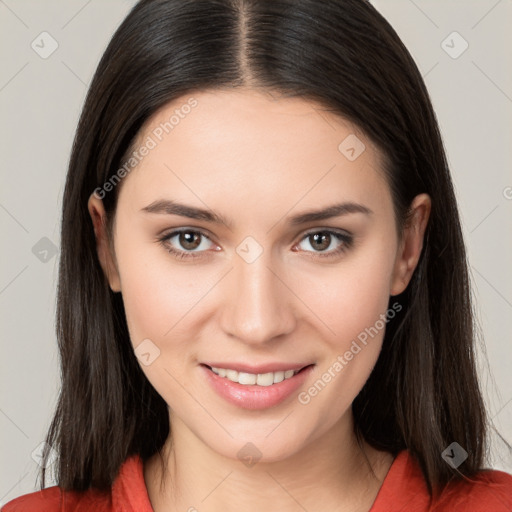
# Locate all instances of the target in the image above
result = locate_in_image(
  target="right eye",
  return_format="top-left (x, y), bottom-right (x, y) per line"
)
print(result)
top-left (159, 228), bottom-right (218, 260)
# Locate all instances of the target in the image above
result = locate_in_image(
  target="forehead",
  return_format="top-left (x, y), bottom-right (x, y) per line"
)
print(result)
top-left (117, 88), bottom-right (391, 222)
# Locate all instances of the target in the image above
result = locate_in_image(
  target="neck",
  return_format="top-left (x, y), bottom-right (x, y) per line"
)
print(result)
top-left (144, 410), bottom-right (394, 512)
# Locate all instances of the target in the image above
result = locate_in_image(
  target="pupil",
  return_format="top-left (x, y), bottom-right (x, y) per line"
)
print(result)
top-left (181, 232), bottom-right (200, 250)
top-left (312, 233), bottom-right (330, 251)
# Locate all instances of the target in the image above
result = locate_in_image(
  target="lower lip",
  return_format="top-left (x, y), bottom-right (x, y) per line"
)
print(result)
top-left (201, 364), bottom-right (314, 410)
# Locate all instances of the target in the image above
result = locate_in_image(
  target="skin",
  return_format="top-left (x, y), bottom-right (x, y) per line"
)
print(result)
top-left (88, 88), bottom-right (430, 512)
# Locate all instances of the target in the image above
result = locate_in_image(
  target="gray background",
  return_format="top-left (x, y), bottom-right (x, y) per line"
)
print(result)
top-left (1, 0), bottom-right (511, 504)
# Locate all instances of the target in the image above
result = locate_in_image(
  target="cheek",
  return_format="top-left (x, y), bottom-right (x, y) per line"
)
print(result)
top-left (114, 232), bottom-right (214, 350)
top-left (115, 240), bottom-right (221, 407)
top-left (293, 237), bottom-right (397, 413)
top-left (300, 237), bottom-right (397, 343)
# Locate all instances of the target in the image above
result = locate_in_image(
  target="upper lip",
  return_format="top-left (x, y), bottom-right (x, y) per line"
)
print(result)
top-left (202, 362), bottom-right (313, 374)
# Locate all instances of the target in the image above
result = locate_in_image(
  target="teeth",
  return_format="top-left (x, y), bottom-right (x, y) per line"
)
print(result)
top-left (210, 367), bottom-right (300, 386)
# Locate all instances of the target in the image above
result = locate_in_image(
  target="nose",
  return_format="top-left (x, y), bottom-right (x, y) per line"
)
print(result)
top-left (219, 250), bottom-right (296, 346)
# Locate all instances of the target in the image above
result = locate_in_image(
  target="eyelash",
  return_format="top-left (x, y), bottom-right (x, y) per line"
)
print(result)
top-left (158, 228), bottom-right (353, 261)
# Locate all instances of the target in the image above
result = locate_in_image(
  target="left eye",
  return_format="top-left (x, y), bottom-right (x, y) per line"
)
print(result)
top-left (295, 230), bottom-right (352, 255)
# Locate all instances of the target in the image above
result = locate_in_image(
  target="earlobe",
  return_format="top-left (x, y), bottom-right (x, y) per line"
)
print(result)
top-left (390, 193), bottom-right (431, 296)
top-left (87, 193), bottom-right (122, 292)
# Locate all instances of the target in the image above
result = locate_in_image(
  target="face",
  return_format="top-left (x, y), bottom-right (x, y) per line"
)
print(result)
top-left (89, 88), bottom-right (429, 463)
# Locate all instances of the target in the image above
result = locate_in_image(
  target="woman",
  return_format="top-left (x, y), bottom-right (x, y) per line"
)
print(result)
top-left (3, 0), bottom-right (511, 511)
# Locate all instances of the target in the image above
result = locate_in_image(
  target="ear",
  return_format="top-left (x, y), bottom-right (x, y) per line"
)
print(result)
top-left (87, 193), bottom-right (121, 292)
top-left (390, 193), bottom-right (431, 296)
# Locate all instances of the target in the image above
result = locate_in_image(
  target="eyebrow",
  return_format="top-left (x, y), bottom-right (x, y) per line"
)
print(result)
top-left (140, 199), bottom-right (373, 228)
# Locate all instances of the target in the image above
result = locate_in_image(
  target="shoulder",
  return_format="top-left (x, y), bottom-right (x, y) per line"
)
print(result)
top-left (1, 455), bottom-right (151, 512)
top-left (433, 468), bottom-right (512, 511)
top-left (0, 485), bottom-right (112, 512)
top-left (371, 450), bottom-right (512, 512)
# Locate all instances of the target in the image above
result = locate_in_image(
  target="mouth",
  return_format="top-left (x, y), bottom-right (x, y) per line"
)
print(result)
top-left (201, 363), bottom-right (313, 387)
top-left (201, 362), bottom-right (315, 409)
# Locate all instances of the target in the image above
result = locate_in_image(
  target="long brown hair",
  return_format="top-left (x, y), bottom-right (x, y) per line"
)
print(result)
top-left (41, 0), bottom-right (490, 501)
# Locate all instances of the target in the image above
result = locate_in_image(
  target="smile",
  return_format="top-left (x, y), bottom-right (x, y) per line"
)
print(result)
top-left (209, 366), bottom-right (301, 386)
top-left (201, 363), bottom-right (315, 410)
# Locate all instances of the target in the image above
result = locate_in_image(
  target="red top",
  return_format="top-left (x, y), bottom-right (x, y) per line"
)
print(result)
top-left (2, 450), bottom-right (512, 511)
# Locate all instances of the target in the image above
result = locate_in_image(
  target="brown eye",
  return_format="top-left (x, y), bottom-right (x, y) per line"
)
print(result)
top-left (178, 231), bottom-right (202, 250)
top-left (296, 229), bottom-right (353, 258)
top-left (308, 232), bottom-right (332, 251)
top-left (159, 229), bottom-right (215, 260)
